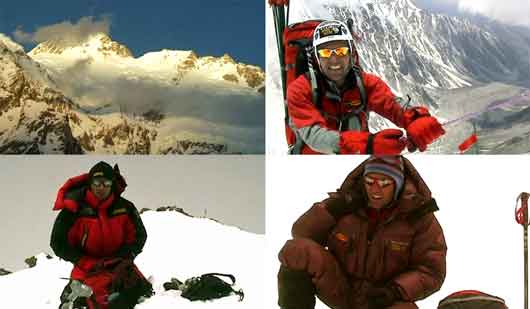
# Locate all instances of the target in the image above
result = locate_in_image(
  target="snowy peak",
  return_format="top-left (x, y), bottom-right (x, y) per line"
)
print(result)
top-left (138, 49), bottom-right (198, 72)
top-left (0, 34), bottom-right (24, 54)
top-left (29, 33), bottom-right (133, 59)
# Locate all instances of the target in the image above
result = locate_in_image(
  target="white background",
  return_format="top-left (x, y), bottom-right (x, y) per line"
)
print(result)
top-left (266, 155), bottom-right (526, 308)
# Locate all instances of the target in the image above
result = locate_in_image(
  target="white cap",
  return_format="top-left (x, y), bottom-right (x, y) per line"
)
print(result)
top-left (313, 20), bottom-right (355, 71)
top-left (313, 20), bottom-right (353, 49)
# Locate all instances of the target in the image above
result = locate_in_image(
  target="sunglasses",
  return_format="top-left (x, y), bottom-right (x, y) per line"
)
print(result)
top-left (92, 179), bottom-right (113, 188)
top-left (364, 175), bottom-right (393, 189)
top-left (317, 47), bottom-right (350, 58)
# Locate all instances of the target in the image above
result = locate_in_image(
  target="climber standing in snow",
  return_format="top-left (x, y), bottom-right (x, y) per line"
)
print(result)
top-left (278, 155), bottom-right (447, 308)
top-left (286, 20), bottom-right (445, 154)
top-left (51, 161), bottom-right (153, 309)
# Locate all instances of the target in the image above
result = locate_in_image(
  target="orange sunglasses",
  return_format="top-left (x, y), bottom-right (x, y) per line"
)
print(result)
top-left (317, 47), bottom-right (350, 58)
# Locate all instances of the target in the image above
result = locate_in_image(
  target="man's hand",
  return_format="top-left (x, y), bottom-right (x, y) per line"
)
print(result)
top-left (403, 107), bottom-right (445, 152)
top-left (278, 238), bottom-right (327, 278)
top-left (340, 129), bottom-right (406, 155)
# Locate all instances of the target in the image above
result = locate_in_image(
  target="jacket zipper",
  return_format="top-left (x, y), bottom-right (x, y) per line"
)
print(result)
top-left (80, 225), bottom-right (88, 250)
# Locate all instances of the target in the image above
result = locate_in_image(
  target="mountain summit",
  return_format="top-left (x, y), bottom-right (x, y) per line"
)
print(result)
top-left (0, 31), bottom-right (265, 154)
top-left (29, 33), bottom-right (133, 59)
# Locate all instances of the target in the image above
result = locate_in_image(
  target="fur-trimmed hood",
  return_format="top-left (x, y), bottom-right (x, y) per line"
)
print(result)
top-left (338, 156), bottom-right (434, 215)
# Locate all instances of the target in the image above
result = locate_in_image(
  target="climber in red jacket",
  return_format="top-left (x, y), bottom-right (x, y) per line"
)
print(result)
top-left (51, 161), bottom-right (152, 309)
top-left (287, 20), bottom-right (445, 154)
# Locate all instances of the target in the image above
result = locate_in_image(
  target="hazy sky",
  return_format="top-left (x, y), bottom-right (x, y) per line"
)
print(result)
top-left (0, 0), bottom-right (265, 67)
top-left (293, 0), bottom-right (530, 28)
top-left (0, 155), bottom-right (264, 271)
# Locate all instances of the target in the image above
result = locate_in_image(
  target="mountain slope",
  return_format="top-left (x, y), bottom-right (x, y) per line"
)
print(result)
top-left (0, 209), bottom-right (264, 308)
top-left (0, 33), bottom-right (265, 154)
top-left (329, 0), bottom-right (530, 106)
top-left (0, 35), bottom-right (83, 153)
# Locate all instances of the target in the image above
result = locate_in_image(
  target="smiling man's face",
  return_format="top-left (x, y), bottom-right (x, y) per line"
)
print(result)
top-left (364, 173), bottom-right (395, 209)
top-left (317, 40), bottom-right (352, 87)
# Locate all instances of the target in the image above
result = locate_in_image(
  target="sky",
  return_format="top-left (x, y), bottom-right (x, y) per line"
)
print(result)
top-left (267, 155), bottom-right (530, 309)
top-left (0, 0), bottom-right (265, 68)
top-left (0, 155), bottom-right (264, 272)
top-left (295, 0), bottom-right (530, 28)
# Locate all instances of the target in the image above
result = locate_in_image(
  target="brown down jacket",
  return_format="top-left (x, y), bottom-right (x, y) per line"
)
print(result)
top-left (291, 156), bottom-right (447, 307)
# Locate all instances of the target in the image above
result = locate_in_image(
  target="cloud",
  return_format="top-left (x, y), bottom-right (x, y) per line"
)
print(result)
top-left (416, 0), bottom-right (530, 27)
top-left (297, 0), bottom-right (530, 28)
top-left (12, 15), bottom-right (111, 46)
top-left (457, 0), bottom-right (530, 27)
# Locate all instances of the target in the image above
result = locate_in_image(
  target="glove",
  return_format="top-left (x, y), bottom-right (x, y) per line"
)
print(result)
top-left (110, 259), bottom-right (137, 290)
top-left (366, 285), bottom-right (401, 309)
top-left (339, 129), bottom-right (406, 155)
top-left (403, 107), bottom-right (445, 152)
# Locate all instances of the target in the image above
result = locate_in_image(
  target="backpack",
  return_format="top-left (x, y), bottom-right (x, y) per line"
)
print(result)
top-left (281, 19), bottom-right (368, 154)
top-left (164, 273), bottom-right (244, 302)
top-left (438, 290), bottom-right (508, 309)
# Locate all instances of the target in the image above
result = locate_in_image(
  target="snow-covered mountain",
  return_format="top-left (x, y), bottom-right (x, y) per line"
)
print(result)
top-left (266, 0), bottom-right (530, 154)
top-left (0, 33), bottom-right (265, 154)
top-left (329, 0), bottom-right (530, 106)
top-left (0, 208), bottom-right (265, 308)
top-left (330, 0), bottom-right (530, 153)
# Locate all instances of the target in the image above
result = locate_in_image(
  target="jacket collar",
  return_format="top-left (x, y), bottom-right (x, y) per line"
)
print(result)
top-left (85, 189), bottom-right (115, 210)
top-left (340, 157), bottom-right (434, 217)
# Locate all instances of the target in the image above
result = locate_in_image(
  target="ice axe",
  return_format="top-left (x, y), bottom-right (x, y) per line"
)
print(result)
top-left (516, 192), bottom-right (530, 309)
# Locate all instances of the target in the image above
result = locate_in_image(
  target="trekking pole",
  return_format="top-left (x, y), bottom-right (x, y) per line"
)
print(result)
top-left (516, 192), bottom-right (530, 309)
top-left (269, 0), bottom-right (289, 100)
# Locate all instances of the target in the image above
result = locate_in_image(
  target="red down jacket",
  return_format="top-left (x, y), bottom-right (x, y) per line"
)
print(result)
top-left (50, 173), bottom-right (147, 308)
top-left (287, 72), bottom-right (415, 154)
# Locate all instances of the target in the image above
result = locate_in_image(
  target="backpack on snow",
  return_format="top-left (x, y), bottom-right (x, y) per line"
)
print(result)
top-left (163, 273), bottom-right (244, 302)
top-left (280, 19), bottom-right (368, 154)
top-left (438, 290), bottom-right (507, 309)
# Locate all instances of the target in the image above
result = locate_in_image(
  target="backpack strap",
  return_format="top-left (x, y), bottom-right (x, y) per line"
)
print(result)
top-left (335, 67), bottom-right (368, 132)
top-left (353, 66), bottom-right (367, 109)
top-left (201, 273), bottom-right (236, 285)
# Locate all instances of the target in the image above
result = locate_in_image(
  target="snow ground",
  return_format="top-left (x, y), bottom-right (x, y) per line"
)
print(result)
top-left (0, 211), bottom-right (265, 308)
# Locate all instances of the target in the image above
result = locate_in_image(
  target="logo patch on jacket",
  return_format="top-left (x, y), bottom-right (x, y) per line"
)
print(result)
top-left (111, 208), bottom-right (128, 216)
top-left (335, 232), bottom-right (348, 243)
top-left (389, 240), bottom-right (409, 252)
top-left (345, 100), bottom-right (361, 108)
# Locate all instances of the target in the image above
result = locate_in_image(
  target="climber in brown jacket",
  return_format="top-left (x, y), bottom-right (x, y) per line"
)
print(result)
top-left (278, 155), bottom-right (447, 309)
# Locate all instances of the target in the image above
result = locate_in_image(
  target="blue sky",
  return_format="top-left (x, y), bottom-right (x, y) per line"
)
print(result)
top-left (0, 0), bottom-right (265, 67)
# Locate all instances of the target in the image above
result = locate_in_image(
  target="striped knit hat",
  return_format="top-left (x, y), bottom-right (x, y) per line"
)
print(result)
top-left (363, 155), bottom-right (405, 200)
